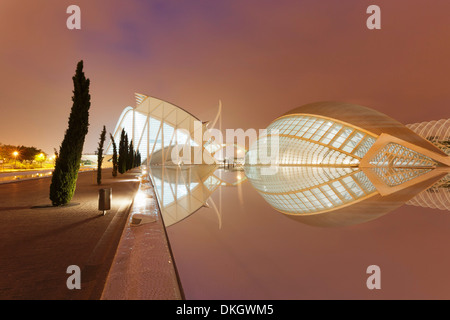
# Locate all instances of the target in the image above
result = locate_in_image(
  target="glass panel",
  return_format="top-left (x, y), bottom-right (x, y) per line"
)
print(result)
top-left (320, 123), bottom-right (343, 144)
top-left (303, 190), bottom-right (325, 209)
top-left (341, 132), bottom-right (364, 153)
top-left (341, 176), bottom-right (364, 197)
top-left (295, 118), bottom-right (315, 137)
top-left (319, 185), bottom-right (343, 205)
top-left (331, 181), bottom-right (353, 201)
top-left (311, 121), bottom-right (333, 141)
top-left (311, 188), bottom-right (333, 208)
top-left (353, 136), bottom-right (376, 158)
top-left (331, 127), bottom-right (353, 149)
top-left (303, 119), bottom-right (324, 139)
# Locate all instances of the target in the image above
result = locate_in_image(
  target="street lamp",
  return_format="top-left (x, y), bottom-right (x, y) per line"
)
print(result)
top-left (37, 153), bottom-right (45, 168)
top-left (13, 151), bottom-right (18, 168)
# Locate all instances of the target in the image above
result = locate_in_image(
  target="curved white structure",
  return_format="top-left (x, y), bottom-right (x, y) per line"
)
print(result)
top-left (106, 94), bottom-right (215, 166)
top-left (246, 102), bottom-right (450, 168)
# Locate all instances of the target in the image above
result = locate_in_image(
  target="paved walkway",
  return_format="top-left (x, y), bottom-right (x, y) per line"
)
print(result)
top-left (101, 175), bottom-right (184, 300)
top-left (0, 168), bottom-right (140, 299)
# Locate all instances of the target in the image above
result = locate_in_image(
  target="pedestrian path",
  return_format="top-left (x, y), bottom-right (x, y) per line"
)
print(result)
top-left (0, 169), bottom-right (139, 299)
top-left (101, 171), bottom-right (184, 300)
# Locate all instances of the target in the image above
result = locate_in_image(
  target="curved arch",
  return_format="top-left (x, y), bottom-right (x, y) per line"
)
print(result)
top-left (283, 101), bottom-right (446, 156)
top-left (247, 102), bottom-right (450, 168)
top-left (207, 100), bottom-right (222, 130)
top-left (106, 94), bottom-right (213, 166)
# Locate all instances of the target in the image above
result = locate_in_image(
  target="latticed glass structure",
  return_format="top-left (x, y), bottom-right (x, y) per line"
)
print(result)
top-left (371, 167), bottom-right (432, 187)
top-left (245, 166), bottom-right (376, 215)
top-left (246, 102), bottom-right (450, 169)
top-left (245, 102), bottom-right (450, 222)
top-left (247, 114), bottom-right (377, 165)
top-left (369, 143), bottom-right (436, 167)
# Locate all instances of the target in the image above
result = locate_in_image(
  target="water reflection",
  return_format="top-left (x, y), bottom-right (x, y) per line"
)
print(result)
top-left (148, 164), bottom-right (449, 228)
top-left (149, 165), bottom-right (246, 227)
top-left (245, 166), bottom-right (448, 227)
top-left (406, 173), bottom-right (450, 210)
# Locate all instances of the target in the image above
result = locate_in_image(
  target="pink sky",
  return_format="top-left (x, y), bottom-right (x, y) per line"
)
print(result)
top-left (1, 0), bottom-right (449, 154)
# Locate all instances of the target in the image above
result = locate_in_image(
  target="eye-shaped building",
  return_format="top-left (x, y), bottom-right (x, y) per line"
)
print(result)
top-left (246, 101), bottom-right (449, 168)
top-left (245, 102), bottom-right (450, 226)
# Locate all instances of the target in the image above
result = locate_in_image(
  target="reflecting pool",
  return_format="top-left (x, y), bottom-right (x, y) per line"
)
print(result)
top-left (148, 165), bottom-right (450, 299)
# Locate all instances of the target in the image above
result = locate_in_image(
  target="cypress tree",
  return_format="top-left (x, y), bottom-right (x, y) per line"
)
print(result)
top-left (123, 132), bottom-right (129, 172)
top-left (53, 148), bottom-right (59, 162)
top-left (118, 129), bottom-right (127, 174)
top-left (110, 133), bottom-right (118, 177)
top-left (127, 140), bottom-right (134, 171)
top-left (49, 60), bottom-right (91, 206)
top-left (135, 150), bottom-right (141, 167)
top-left (96, 125), bottom-right (106, 185)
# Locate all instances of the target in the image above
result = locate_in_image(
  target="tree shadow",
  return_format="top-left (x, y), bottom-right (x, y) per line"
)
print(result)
top-left (0, 206), bottom-right (32, 211)
top-left (31, 203), bottom-right (80, 209)
top-left (0, 202), bottom-right (81, 211)
top-left (24, 214), bottom-right (103, 242)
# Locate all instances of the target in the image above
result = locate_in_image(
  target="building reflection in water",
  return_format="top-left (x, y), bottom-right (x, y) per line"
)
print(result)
top-left (148, 164), bottom-right (247, 227)
top-left (406, 173), bottom-right (450, 211)
top-left (242, 102), bottom-right (450, 227)
top-left (245, 166), bottom-right (449, 227)
top-left (147, 164), bottom-right (449, 228)
top-left (144, 101), bottom-right (449, 228)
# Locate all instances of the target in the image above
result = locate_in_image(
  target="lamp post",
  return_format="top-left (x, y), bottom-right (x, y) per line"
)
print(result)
top-left (13, 151), bottom-right (18, 168)
top-left (37, 153), bottom-right (45, 168)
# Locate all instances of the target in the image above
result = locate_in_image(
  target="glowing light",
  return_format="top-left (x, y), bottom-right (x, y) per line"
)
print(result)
top-left (12, 151), bottom-right (19, 167)
top-left (134, 189), bottom-right (148, 207)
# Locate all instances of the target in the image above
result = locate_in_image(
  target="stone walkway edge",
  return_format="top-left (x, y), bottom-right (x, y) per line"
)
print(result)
top-left (101, 168), bottom-right (184, 300)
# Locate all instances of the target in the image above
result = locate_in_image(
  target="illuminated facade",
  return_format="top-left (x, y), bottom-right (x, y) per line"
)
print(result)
top-left (245, 165), bottom-right (448, 226)
top-left (246, 102), bottom-right (450, 167)
top-left (245, 102), bottom-right (450, 225)
top-left (106, 93), bottom-right (215, 166)
top-left (109, 98), bottom-right (448, 227)
top-left (245, 166), bottom-right (376, 215)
